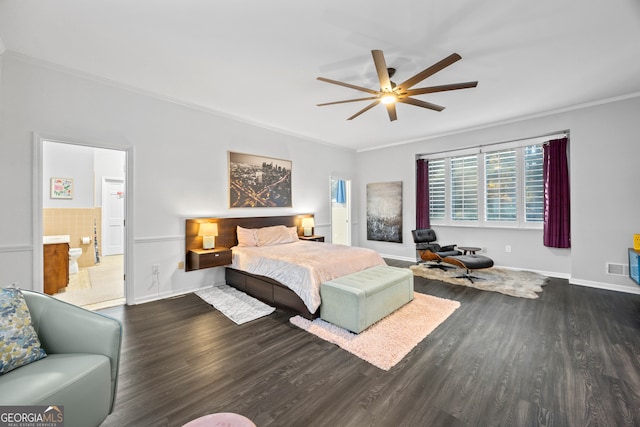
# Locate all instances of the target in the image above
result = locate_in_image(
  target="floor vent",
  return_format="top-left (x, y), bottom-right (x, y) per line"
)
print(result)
top-left (606, 263), bottom-right (629, 276)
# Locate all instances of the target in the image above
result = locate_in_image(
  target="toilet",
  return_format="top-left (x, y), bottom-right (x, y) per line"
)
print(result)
top-left (69, 248), bottom-right (83, 274)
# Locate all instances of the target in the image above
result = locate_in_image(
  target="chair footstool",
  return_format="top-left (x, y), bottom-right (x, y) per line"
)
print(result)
top-left (442, 255), bottom-right (494, 283)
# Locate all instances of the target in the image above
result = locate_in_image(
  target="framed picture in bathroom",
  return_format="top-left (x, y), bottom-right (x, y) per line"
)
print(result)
top-left (50, 177), bottom-right (73, 199)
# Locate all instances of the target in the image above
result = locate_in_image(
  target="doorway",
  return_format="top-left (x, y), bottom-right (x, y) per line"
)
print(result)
top-left (39, 139), bottom-right (127, 310)
top-left (330, 177), bottom-right (351, 245)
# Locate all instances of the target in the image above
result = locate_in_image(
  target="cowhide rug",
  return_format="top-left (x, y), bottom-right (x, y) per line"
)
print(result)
top-left (410, 264), bottom-right (548, 299)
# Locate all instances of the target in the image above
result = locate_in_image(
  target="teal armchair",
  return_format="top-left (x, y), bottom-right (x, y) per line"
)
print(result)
top-left (0, 290), bottom-right (122, 427)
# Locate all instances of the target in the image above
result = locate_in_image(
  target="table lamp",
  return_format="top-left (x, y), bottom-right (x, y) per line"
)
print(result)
top-left (198, 222), bottom-right (218, 249)
top-left (301, 218), bottom-right (314, 237)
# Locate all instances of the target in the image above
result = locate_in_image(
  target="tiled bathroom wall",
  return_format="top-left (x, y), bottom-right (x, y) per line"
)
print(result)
top-left (43, 208), bottom-right (102, 268)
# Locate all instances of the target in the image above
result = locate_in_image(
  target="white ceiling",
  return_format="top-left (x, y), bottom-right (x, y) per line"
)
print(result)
top-left (1, 0), bottom-right (639, 151)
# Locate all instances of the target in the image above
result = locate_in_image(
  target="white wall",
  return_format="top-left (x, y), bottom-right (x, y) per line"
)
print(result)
top-left (43, 141), bottom-right (95, 208)
top-left (0, 53), bottom-right (355, 302)
top-left (94, 147), bottom-right (126, 206)
top-left (355, 96), bottom-right (640, 294)
top-left (2, 50), bottom-right (638, 299)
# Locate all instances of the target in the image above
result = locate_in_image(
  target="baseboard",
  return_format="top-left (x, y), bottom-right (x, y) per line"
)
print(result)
top-left (492, 264), bottom-right (570, 280)
top-left (131, 281), bottom-right (226, 305)
top-left (569, 278), bottom-right (640, 295)
top-left (381, 254), bottom-right (416, 263)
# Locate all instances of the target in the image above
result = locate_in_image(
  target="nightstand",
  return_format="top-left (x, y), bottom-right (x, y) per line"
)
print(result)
top-left (299, 235), bottom-right (325, 242)
top-left (188, 247), bottom-right (232, 270)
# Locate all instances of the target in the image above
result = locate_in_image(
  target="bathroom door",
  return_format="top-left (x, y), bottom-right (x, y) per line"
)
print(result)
top-left (102, 178), bottom-right (125, 256)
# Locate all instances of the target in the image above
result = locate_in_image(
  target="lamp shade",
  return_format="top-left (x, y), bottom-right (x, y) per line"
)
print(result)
top-left (198, 222), bottom-right (218, 249)
top-left (198, 222), bottom-right (218, 237)
top-left (301, 218), bottom-right (314, 237)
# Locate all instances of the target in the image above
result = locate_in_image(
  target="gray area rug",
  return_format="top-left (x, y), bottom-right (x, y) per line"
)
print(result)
top-left (196, 284), bottom-right (275, 324)
top-left (410, 264), bottom-right (548, 299)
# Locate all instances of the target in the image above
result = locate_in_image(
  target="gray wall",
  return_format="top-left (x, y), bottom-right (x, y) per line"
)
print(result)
top-left (94, 146), bottom-right (126, 207)
top-left (1, 50), bottom-right (639, 301)
top-left (355, 95), bottom-right (640, 294)
top-left (43, 142), bottom-right (95, 208)
top-left (43, 142), bottom-right (125, 209)
top-left (0, 53), bottom-right (355, 302)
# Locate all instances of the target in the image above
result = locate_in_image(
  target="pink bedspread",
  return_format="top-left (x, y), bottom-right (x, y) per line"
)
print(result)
top-left (231, 241), bottom-right (385, 312)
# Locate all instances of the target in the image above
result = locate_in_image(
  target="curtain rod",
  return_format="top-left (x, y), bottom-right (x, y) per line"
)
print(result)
top-left (417, 129), bottom-right (569, 159)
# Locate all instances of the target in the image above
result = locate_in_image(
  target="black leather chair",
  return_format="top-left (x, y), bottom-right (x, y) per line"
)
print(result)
top-left (411, 229), bottom-right (462, 269)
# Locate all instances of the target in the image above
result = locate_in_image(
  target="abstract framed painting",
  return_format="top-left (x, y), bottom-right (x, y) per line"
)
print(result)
top-left (228, 152), bottom-right (292, 208)
top-left (366, 181), bottom-right (403, 243)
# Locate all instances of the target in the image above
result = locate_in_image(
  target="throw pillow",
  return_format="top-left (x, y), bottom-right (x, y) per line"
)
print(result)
top-left (256, 225), bottom-right (293, 246)
top-left (236, 226), bottom-right (258, 247)
top-left (0, 288), bottom-right (47, 375)
top-left (287, 226), bottom-right (299, 242)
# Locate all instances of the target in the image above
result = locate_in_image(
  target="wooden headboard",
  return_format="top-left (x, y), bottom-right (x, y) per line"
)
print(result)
top-left (185, 214), bottom-right (313, 271)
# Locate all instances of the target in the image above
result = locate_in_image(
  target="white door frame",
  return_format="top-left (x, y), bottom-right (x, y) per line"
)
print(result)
top-left (32, 133), bottom-right (134, 304)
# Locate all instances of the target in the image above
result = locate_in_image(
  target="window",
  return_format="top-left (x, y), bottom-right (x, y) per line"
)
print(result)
top-left (428, 159), bottom-right (445, 221)
top-left (524, 145), bottom-right (544, 222)
top-left (422, 136), bottom-right (553, 228)
top-left (451, 155), bottom-right (478, 221)
top-left (485, 149), bottom-right (517, 222)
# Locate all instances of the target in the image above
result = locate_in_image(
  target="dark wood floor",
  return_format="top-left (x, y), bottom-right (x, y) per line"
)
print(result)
top-left (99, 260), bottom-right (640, 427)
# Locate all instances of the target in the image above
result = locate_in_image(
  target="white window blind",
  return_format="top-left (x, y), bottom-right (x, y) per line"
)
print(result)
top-left (428, 159), bottom-right (446, 220)
top-left (451, 154), bottom-right (478, 221)
top-left (524, 144), bottom-right (544, 222)
top-left (420, 133), bottom-right (561, 227)
top-left (485, 149), bottom-right (517, 221)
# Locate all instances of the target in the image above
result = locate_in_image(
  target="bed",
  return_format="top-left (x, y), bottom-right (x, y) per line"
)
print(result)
top-left (185, 215), bottom-right (386, 319)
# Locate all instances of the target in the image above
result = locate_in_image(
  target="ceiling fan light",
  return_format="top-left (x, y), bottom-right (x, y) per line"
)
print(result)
top-left (317, 49), bottom-right (476, 121)
top-left (380, 94), bottom-right (396, 104)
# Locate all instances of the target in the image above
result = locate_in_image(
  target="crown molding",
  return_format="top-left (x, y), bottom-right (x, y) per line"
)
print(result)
top-left (4, 50), bottom-right (353, 153)
top-left (358, 91), bottom-right (640, 152)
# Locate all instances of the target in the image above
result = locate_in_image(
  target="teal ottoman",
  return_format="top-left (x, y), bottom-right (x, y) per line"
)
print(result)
top-left (320, 265), bottom-right (414, 333)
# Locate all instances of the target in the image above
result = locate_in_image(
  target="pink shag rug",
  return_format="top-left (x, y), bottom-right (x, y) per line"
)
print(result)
top-left (289, 293), bottom-right (460, 370)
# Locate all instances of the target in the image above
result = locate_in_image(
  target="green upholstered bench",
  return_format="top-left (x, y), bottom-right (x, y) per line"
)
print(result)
top-left (320, 265), bottom-right (414, 333)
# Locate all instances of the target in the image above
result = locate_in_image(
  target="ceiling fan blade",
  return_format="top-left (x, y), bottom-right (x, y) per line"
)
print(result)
top-left (397, 53), bottom-right (462, 91)
top-left (371, 50), bottom-right (392, 91)
top-left (317, 96), bottom-right (378, 106)
top-left (317, 77), bottom-right (380, 95)
top-left (386, 103), bottom-right (397, 121)
top-left (404, 81), bottom-right (478, 97)
top-left (398, 97), bottom-right (445, 112)
top-left (347, 100), bottom-right (380, 120)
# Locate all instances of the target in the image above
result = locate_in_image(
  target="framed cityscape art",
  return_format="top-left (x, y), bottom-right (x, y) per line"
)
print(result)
top-left (228, 151), bottom-right (292, 208)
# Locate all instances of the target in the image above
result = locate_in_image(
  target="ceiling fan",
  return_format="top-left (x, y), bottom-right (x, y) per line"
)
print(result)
top-left (317, 50), bottom-right (478, 121)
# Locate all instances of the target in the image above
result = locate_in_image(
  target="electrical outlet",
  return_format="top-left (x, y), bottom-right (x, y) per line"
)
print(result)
top-left (152, 264), bottom-right (160, 274)
top-left (178, 261), bottom-right (184, 270)
top-left (505, 245), bottom-right (512, 253)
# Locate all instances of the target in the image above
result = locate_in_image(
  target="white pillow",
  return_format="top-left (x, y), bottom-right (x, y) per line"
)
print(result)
top-left (236, 226), bottom-right (258, 247)
top-left (287, 226), bottom-right (299, 242)
top-left (256, 225), bottom-right (295, 246)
